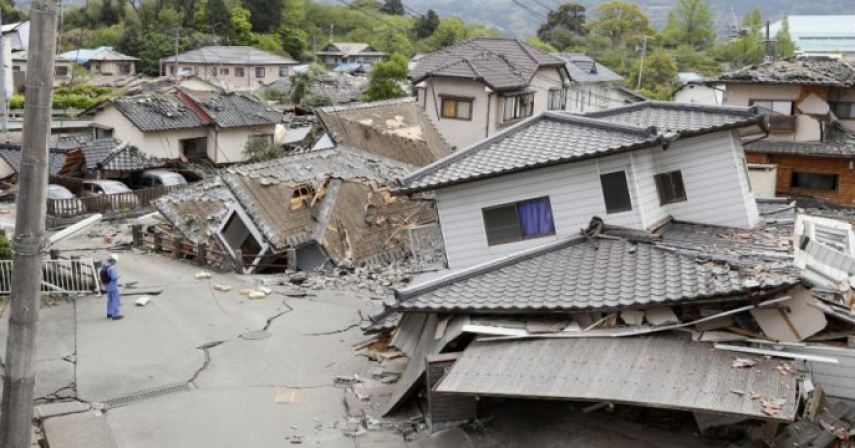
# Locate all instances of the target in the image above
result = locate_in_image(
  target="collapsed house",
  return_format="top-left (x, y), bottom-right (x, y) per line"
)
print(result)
top-left (156, 148), bottom-right (439, 272)
top-left (356, 102), bottom-right (855, 445)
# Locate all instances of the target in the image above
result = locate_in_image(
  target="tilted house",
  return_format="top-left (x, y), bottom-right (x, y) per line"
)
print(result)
top-left (718, 56), bottom-right (855, 205)
top-left (398, 101), bottom-right (766, 269)
top-left (214, 148), bottom-right (438, 272)
top-left (89, 86), bottom-right (284, 165)
top-left (316, 98), bottom-right (453, 167)
top-left (411, 37), bottom-right (570, 150)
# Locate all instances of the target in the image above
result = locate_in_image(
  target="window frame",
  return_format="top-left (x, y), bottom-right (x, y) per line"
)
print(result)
top-left (482, 196), bottom-right (556, 246)
top-left (220, 67), bottom-right (230, 76)
top-left (653, 170), bottom-right (688, 205)
top-left (279, 66), bottom-right (289, 77)
top-left (55, 66), bottom-right (69, 77)
top-left (791, 171), bottom-right (839, 192)
top-left (600, 171), bottom-right (633, 214)
top-left (254, 67), bottom-right (266, 78)
top-left (235, 67), bottom-right (246, 78)
top-left (830, 101), bottom-right (855, 119)
top-left (547, 88), bottom-right (565, 111)
top-left (439, 96), bottom-right (473, 121)
top-left (502, 92), bottom-right (535, 122)
top-left (749, 99), bottom-right (794, 116)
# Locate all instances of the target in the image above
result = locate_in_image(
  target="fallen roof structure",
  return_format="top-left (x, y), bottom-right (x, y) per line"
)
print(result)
top-left (436, 334), bottom-right (797, 422)
top-left (155, 178), bottom-right (235, 245)
top-left (208, 148), bottom-right (439, 272)
top-left (716, 56), bottom-right (855, 87)
top-left (316, 98), bottom-right (452, 167)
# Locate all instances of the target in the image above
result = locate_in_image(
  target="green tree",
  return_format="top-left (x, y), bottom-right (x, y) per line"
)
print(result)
top-left (372, 26), bottom-right (413, 55)
top-left (413, 9), bottom-right (439, 39)
top-left (629, 49), bottom-right (678, 100)
top-left (672, 44), bottom-right (718, 75)
top-left (0, 0), bottom-right (26, 23)
top-left (280, 26), bottom-right (308, 60)
top-left (253, 33), bottom-right (284, 53)
top-left (661, 0), bottom-right (715, 50)
top-left (587, 1), bottom-right (653, 49)
top-left (537, 3), bottom-right (585, 45)
top-left (230, 5), bottom-right (254, 45)
top-left (363, 53), bottom-right (408, 101)
top-left (525, 36), bottom-right (557, 53)
top-left (243, 0), bottom-right (283, 33)
top-left (243, 137), bottom-right (284, 162)
top-left (715, 8), bottom-right (764, 68)
top-left (775, 16), bottom-right (796, 59)
top-left (100, 0), bottom-right (121, 26)
top-left (206, 0), bottom-right (234, 38)
top-left (380, 0), bottom-right (404, 16)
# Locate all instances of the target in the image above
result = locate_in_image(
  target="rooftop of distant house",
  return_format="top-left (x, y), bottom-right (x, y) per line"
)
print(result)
top-left (397, 103), bottom-right (763, 193)
top-left (316, 42), bottom-right (386, 57)
top-left (409, 37), bottom-right (567, 91)
top-left (555, 53), bottom-right (623, 84)
top-left (162, 46), bottom-right (298, 66)
top-left (717, 56), bottom-right (855, 87)
top-left (58, 46), bottom-right (139, 64)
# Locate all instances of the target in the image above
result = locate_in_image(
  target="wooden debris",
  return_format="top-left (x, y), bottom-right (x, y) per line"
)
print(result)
top-left (212, 283), bottom-right (232, 292)
top-left (732, 357), bottom-right (756, 369)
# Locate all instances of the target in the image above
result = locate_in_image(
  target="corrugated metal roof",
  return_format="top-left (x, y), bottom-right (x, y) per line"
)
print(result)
top-left (436, 334), bottom-right (798, 422)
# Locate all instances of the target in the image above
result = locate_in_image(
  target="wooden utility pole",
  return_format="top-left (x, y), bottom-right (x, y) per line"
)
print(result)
top-left (0, 5), bottom-right (8, 135)
top-left (0, 0), bottom-right (60, 445)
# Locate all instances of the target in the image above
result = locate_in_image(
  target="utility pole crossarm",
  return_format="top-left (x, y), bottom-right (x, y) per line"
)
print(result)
top-left (0, 0), bottom-right (60, 446)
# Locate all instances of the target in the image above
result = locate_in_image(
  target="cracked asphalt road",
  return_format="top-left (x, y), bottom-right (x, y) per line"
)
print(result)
top-left (0, 249), bottom-right (381, 448)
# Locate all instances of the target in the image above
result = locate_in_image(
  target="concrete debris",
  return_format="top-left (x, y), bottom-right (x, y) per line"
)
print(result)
top-left (258, 286), bottom-right (272, 295)
top-left (247, 291), bottom-right (266, 300)
top-left (731, 358), bottom-right (756, 369)
top-left (212, 283), bottom-right (232, 292)
top-left (195, 272), bottom-right (212, 280)
top-left (134, 296), bottom-right (152, 307)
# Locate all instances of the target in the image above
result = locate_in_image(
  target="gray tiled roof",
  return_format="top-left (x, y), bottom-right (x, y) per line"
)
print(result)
top-left (717, 56), bottom-right (855, 87)
top-left (397, 113), bottom-right (667, 193)
top-left (410, 37), bottom-right (566, 91)
top-left (0, 144), bottom-right (67, 175)
top-left (78, 138), bottom-right (121, 169)
top-left (556, 53), bottom-right (623, 84)
top-left (164, 46), bottom-right (297, 65)
top-left (584, 101), bottom-right (763, 135)
top-left (112, 94), bottom-right (204, 132)
top-left (392, 235), bottom-right (795, 313)
top-left (101, 145), bottom-right (170, 172)
top-left (155, 178), bottom-right (235, 244)
top-left (611, 85), bottom-right (649, 103)
top-left (746, 125), bottom-right (855, 157)
top-left (317, 42), bottom-right (385, 57)
top-left (188, 92), bottom-right (284, 129)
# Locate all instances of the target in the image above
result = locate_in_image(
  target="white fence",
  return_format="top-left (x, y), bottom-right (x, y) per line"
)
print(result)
top-left (0, 258), bottom-right (101, 295)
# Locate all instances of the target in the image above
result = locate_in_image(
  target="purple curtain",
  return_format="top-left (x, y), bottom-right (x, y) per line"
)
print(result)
top-left (518, 198), bottom-right (555, 237)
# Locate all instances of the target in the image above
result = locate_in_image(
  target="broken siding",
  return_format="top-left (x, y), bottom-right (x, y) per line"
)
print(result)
top-left (652, 131), bottom-right (759, 228)
top-left (435, 152), bottom-right (644, 269)
top-left (781, 345), bottom-right (855, 402)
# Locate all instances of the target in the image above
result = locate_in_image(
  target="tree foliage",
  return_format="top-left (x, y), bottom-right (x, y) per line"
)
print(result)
top-left (587, 1), bottom-right (653, 49)
top-left (363, 54), bottom-right (408, 101)
top-left (629, 49), bottom-right (678, 100)
top-left (775, 16), bottom-right (796, 59)
top-left (661, 0), bottom-right (715, 50)
top-left (537, 3), bottom-right (586, 48)
top-left (414, 9), bottom-right (440, 39)
top-left (380, 0), bottom-right (404, 16)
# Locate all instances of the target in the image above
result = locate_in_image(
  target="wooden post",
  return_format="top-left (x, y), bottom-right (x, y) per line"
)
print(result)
top-left (174, 236), bottom-right (184, 259)
top-left (132, 224), bottom-right (143, 247)
top-left (233, 249), bottom-right (243, 274)
top-left (197, 243), bottom-right (208, 266)
top-left (153, 232), bottom-right (163, 252)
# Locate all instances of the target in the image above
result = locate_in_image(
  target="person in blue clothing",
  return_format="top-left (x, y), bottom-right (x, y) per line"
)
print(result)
top-left (105, 254), bottom-right (123, 320)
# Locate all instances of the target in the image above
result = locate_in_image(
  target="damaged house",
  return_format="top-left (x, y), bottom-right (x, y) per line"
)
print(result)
top-left (87, 85), bottom-right (284, 165)
top-left (185, 148), bottom-right (439, 272)
top-left (361, 102), bottom-right (855, 444)
top-left (718, 56), bottom-right (855, 206)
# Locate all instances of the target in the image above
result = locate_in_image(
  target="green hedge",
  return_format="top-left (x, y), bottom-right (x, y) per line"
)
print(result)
top-left (9, 92), bottom-right (112, 110)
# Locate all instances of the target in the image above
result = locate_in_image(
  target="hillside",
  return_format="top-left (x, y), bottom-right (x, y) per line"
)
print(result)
top-left (355, 0), bottom-right (855, 37)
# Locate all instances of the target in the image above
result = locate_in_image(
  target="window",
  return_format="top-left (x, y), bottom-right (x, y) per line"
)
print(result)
top-left (482, 197), bottom-right (555, 246)
top-left (235, 67), bottom-right (245, 78)
top-left (118, 63), bottom-right (131, 74)
top-left (502, 92), bottom-right (534, 122)
top-left (831, 102), bottom-right (855, 119)
top-left (791, 171), bottom-right (838, 191)
top-left (279, 66), bottom-right (289, 77)
top-left (55, 66), bottom-right (68, 77)
top-left (255, 67), bottom-right (266, 78)
top-left (600, 171), bottom-right (632, 213)
top-left (169, 66), bottom-right (176, 75)
top-left (654, 171), bottom-right (687, 205)
top-left (750, 100), bottom-right (793, 116)
top-left (12, 65), bottom-right (20, 72)
top-left (440, 97), bottom-right (473, 120)
top-left (220, 68), bottom-right (230, 76)
top-left (548, 89), bottom-right (565, 110)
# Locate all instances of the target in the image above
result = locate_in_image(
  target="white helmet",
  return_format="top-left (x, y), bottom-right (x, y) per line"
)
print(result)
top-left (109, 254), bottom-right (119, 263)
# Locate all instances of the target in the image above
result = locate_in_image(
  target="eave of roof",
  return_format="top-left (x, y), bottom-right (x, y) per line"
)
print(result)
top-left (583, 101), bottom-right (767, 137)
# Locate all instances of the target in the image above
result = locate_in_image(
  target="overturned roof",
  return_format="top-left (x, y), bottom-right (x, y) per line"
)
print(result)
top-left (410, 37), bottom-right (567, 91)
top-left (156, 178), bottom-right (235, 244)
top-left (556, 53), bottom-right (623, 84)
top-left (163, 46), bottom-right (297, 65)
top-left (397, 113), bottom-right (667, 194)
top-left (746, 125), bottom-right (855, 158)
top-left (436, 334), bottom-right (797, 422)
top-left (584, 101), bottom-right (764, 135)
top-left (316, 98), bottom-right (452, 166)
top-left (392, 233), bottom-right (795, 313)
top-left (717, 56), bottom-right (855, 87)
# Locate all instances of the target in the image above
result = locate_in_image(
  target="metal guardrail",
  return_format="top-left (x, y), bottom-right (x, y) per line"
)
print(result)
top-left (47, 184), bottom-right (185, 218)
top-left (0, 258), bottom-right (100, 295)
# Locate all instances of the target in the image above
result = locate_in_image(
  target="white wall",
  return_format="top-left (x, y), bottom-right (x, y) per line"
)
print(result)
top-left (208, 125), bottom-right (276, 164)
top-left (723, 84), bottom-right (821, 142)
top-left (748, 164), bottom-right (778, 199)
top-left (435, 130), bottom-right (759, 269)
top-left (674, 84), bottom-right (722, 106)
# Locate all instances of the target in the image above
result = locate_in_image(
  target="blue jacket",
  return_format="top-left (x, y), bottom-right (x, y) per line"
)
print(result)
top-left (105, 264), bottom-right (119, 292)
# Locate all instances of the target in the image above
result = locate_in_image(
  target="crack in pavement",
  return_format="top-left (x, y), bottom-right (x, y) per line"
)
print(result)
top-left (303, 323), bottom-right (361, 336)
top-left (189, 341), bottom-right (226, 385)
top-left (263, 301), bottom-right (293, 332)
